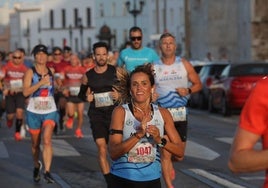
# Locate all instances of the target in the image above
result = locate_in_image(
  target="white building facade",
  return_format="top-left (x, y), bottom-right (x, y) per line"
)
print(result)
top-left (10, 0), bottom-right (96, 55)
top-left (9, 0), bottom-right (186, 55)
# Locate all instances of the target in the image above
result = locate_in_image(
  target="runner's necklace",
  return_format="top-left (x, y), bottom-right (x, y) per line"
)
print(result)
top-left (132, 102), bottom-right (153, 137)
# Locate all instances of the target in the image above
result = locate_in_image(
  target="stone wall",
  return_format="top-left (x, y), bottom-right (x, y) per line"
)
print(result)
top-left (251, 0), bottom-right (268, 61)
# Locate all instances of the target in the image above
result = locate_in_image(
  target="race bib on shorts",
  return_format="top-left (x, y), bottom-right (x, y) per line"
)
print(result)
top-left (69, 86), bottom-right (80, 96)
top-left (94, 92), bottom-right (114, 107)
top-left (168, 107), bottom-right (187, 122)
top-left (10, 79), bottom-right (23, 91)
top-left (33, 96), bottom-right (53, 111)
top-left (128, 142), bottom-right (156, 163)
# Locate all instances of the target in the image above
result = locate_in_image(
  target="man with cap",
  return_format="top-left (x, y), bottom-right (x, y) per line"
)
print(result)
top-left (23, 44), bottom-right (58, 183)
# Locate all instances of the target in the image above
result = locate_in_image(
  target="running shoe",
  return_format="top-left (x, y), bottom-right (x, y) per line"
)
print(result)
top-left (44, 171), bottom-right (55, 183)
top-left (14, 132), bottom-right (22, 141)
top-left (33, 160), bottom-right (42, 183)
top-left (75, 128), bottom-right (83, 138)
top-left (65, 117), bottom-right (73, 129)
top-left (20, 125), bottom-right (26, 138)
top-left (7, 119), bottom-right (13, 128)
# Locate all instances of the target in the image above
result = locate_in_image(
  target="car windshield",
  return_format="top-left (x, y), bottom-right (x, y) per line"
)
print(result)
top-left (229, 64), bottom-right (268, 76)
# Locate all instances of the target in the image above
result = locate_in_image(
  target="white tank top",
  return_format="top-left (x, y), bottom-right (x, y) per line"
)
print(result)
top-left (154, 56), bottom-right (190, 108)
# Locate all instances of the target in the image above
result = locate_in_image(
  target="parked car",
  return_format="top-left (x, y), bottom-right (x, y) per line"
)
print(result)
top-left (190, 60), bottom-right (211, 74)
top-left (208, 62), bottom-right (268, 116)
top-left (189, 62), bottom-right (229, 109)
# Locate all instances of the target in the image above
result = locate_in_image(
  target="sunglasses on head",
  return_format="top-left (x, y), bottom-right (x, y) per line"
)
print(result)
top-left (130, 36), bottom-right (142, 41)
top-left (13, 56), bottom-right (21, 59)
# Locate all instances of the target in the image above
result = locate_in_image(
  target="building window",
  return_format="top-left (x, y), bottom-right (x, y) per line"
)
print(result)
top-left (25, 19), bottom-right (30, 35)
top-left (38, 19), bottom-right (41, 33)
top-left (74, 8), bottom-right (79, 27)
top-left (50, 10), bottom-right (54, 28)
top-left (153, 10), bottom-right (156, 27)
top-left (87, 8), bottom-right (91, 27)
top-left (113, 29), bottom-right (117, 47)
top-left (124, 29), bottom-right (128, 41)
top-left (87, 37), bottom-right (92, 52)
top-left (62, 9), bottom-right (66, 28)
top-left (100, 3), bottom-right (104, 17)
top-left (51, 38), bottom-right (54, 48)
top-left (123, 3), bottom-right (127, 16)
top-left (112, 2), bottom-right (116, 16)
top-left (170, 8), bottom-right (174, 26)
top-left (75, 38), bottom-right (79, 52)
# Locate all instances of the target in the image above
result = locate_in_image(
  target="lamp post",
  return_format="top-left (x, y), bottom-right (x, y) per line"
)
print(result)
top-left (78, 18), bottom-right (84, 51)
top-left (69, 24), bottom-right (73, 48)
top-left (125, 0), bottom-right (145, 26)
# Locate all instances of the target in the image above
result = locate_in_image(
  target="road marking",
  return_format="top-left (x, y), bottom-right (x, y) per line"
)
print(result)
top-left (185, 140), bottom-right (220, 160)
top-left (241, 176), bottom-right (265, 180)
top-left (41, 139), bottom-right (81, 157)
top-left (53, 173), bottom-right (71, 188)
top-left (189, 168), bottom-right (246, 188)
top-left (0, 142), bottom-right (9, 158)
top-left (216, 137), bottom-right (262, 149)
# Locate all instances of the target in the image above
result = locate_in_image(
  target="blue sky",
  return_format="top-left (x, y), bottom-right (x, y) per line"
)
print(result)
top-left (0, 0), bottom-right (42, 7)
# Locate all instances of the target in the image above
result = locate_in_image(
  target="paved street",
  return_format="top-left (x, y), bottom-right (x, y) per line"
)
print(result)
top-left (0, 108), bottom-right (264, 188)
top-left (0, 111), bottom-right (204, 188)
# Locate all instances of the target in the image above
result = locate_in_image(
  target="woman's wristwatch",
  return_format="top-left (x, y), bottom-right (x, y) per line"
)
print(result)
top-left (157, 137), bottom-right (167, 147)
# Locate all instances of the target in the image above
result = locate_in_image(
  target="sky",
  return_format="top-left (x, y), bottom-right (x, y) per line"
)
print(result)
top-left (0, 0), bottom-right (42, 7)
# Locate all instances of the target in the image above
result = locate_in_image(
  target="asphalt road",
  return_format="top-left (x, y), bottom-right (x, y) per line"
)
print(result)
top-left (0, 108), bottom-right (265, 188)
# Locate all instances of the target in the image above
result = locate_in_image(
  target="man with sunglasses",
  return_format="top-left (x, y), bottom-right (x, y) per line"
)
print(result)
top-left (117, 26), bottom-right (159, 72)
top-left (0, 49), bottom-right (28, 141)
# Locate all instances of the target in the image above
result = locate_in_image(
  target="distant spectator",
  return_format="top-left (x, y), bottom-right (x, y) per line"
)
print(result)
top-left (204, 52), bottom-right (213, 62)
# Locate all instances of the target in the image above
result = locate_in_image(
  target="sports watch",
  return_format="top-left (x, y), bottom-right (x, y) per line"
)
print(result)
top-left (157, 137), bottom-right (167, 147)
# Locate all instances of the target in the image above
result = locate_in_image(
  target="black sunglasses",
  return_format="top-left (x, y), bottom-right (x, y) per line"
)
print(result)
top-left (130, 36), bottom-right (142, 41)
top-left (13, 56), bottom-right (22, 59)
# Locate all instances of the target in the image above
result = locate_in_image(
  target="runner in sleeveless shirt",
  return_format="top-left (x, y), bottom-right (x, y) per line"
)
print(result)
top-left (108, 64), bottom-right (184, 188)
top-left (0, 49), bottom-right (28, 141)
top-left (23, 44), bottom-right (58, 184)
top-left (153, 33), bottom-right (202, 188)
top-left (78, 42), bottom-right (120, 186)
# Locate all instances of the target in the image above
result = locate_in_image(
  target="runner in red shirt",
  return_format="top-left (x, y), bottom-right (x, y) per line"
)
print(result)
top-left (59, 54), bottom-right (87, 138)
top-left (229, 76), bottom-right (268, 188)
top-left (47, 47), bottom-right (69, 134)
top-left (0, 49), bottom-right (28, 141)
